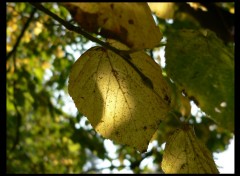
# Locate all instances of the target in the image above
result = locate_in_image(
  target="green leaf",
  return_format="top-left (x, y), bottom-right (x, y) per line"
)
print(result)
top-left (165, 29), bottom-right (234, 131)
top-left (68, 42), bottom-right (172, 152)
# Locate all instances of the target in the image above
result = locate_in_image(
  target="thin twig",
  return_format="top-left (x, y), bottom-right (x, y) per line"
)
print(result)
top-left (29, 3), bottom-right (132, 57)
top-left (29, 2), bottom-right (154, 89)
top-left (10, 52), bottom-right (22, 152)
top-left (7, 7), bottom-right (37, 60)
top-left (11, 101), bottom-right (22, 152)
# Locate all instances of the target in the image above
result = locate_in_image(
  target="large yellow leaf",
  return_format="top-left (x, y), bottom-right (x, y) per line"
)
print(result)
top-left (62, 3), bottom-right (162, 51)
top-left (161, 125), bottom-right (219, 174)
top-left (68, 43), bottom-right (171, 152)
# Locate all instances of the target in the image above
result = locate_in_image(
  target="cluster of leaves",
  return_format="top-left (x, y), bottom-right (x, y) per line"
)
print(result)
top-left (7, 2), bottom-right (234, 174)
top-left (7, 3), bottom-right (106, 173)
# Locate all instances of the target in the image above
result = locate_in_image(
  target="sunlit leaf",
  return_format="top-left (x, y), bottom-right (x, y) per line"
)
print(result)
top-left (7, 2), bottom-right (234, 173)
top-left (148, 3), bottom-right (175, 19)
top-left (165, 29), bottom-right (234, 131)
top-left (68, 42), bottom-right (172, 152)
top-left (33, 22), bottom-right (43, 36)
top-left (161, 125), bottom-right (219, 174)
top-left (62, 2), bottom-right (162, 50)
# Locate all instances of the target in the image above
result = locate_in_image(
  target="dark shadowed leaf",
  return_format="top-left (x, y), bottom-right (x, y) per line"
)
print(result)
top-left (165, 29), bottom-right (234, 132)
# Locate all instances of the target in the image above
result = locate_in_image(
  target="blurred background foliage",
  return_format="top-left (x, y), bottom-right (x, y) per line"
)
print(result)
top-left (6, 2), bottom-right (234, 173)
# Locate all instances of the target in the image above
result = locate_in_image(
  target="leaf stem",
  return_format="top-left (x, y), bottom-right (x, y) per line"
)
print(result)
top-left (29, 3), bottom-right (133, 56)
top-left (29, 2), bottom-right (154, 89)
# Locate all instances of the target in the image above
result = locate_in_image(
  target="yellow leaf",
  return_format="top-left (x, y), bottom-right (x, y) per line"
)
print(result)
top-left (34, 22), bottom-right (43, 36)
top-left (7, 44), bottom-right (12, 52)
top-left (161, 125), bottom-right (219, 174)
top-left (187, 2), bottom-right (208, 11)
top-left (148, 3), bottom-right (175, 19)
top-left (56, 46), bottom-right (65, 58)
top-left (62, 3), bottom-right (162, 51)
top-left (11, 23), bottom-right (18, 32)
top-left (68, 42), bottom-right (172, 152)
top-left (42, 61), bottom-right (51, 69)
top-left (23, 31), bottom-right (31, 43)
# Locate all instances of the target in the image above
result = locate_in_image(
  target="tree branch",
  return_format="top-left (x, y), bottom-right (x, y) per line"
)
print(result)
top-left (7, 7), bottom-right (37, 61)
top-left (29, 2), bottom-right (154, 89)
top-left (10, 99), bottom-right (22, 152)
top-left (10, 52), bottom-right (22, 153)
top-left (29, 3), bottom-right (133, 57)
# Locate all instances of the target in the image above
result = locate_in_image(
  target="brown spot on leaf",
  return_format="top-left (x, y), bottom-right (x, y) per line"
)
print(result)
top-left (143, 126), bottom-right (147, 130)
top-left (112, 69), bottom-right (118, 77)
top-left (128, 19), bottom-right (134, 24)
top-left (164, 95), bottom-right (171, 105)
top-left (100, 25), bottom-right (134, 48)
top-left (180, 163), bottom-right (186, 169)
top-left (67, 6), bottom-right (79, 18)
top-left (115, 131), bottom-right (119, 136)
top-left (73, 10), bottom-right (99, 32)
top-left (103, 17), bottom-right (108, 24)
top-left (110, 4), bottom-right (114, 10)
top-left (158, 120), bottom-right (162, 124)
top-left (120, 25), bottom-right (128, 36)
top-left (96, 47), bottom-right (107, 52)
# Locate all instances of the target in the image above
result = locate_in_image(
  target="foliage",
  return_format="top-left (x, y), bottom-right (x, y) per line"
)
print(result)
top-left (161, 125), bottom-right (219, 173)
top-left (6, 2), bottom-right (234, 174)
top-left (62, 3), bottom-right (162, 50)
top-left (68, 43), bottom-right (171, 153)
top-left (165, 29), bottom-right (234, 132)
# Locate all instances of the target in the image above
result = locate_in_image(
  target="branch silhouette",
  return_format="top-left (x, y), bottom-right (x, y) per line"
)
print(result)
top-left (29, 2), bottom-right (154, 89)
top-left (29, 3), bottom-right (133, 57)
top-left (7, 8), bottom-right (37, 60)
